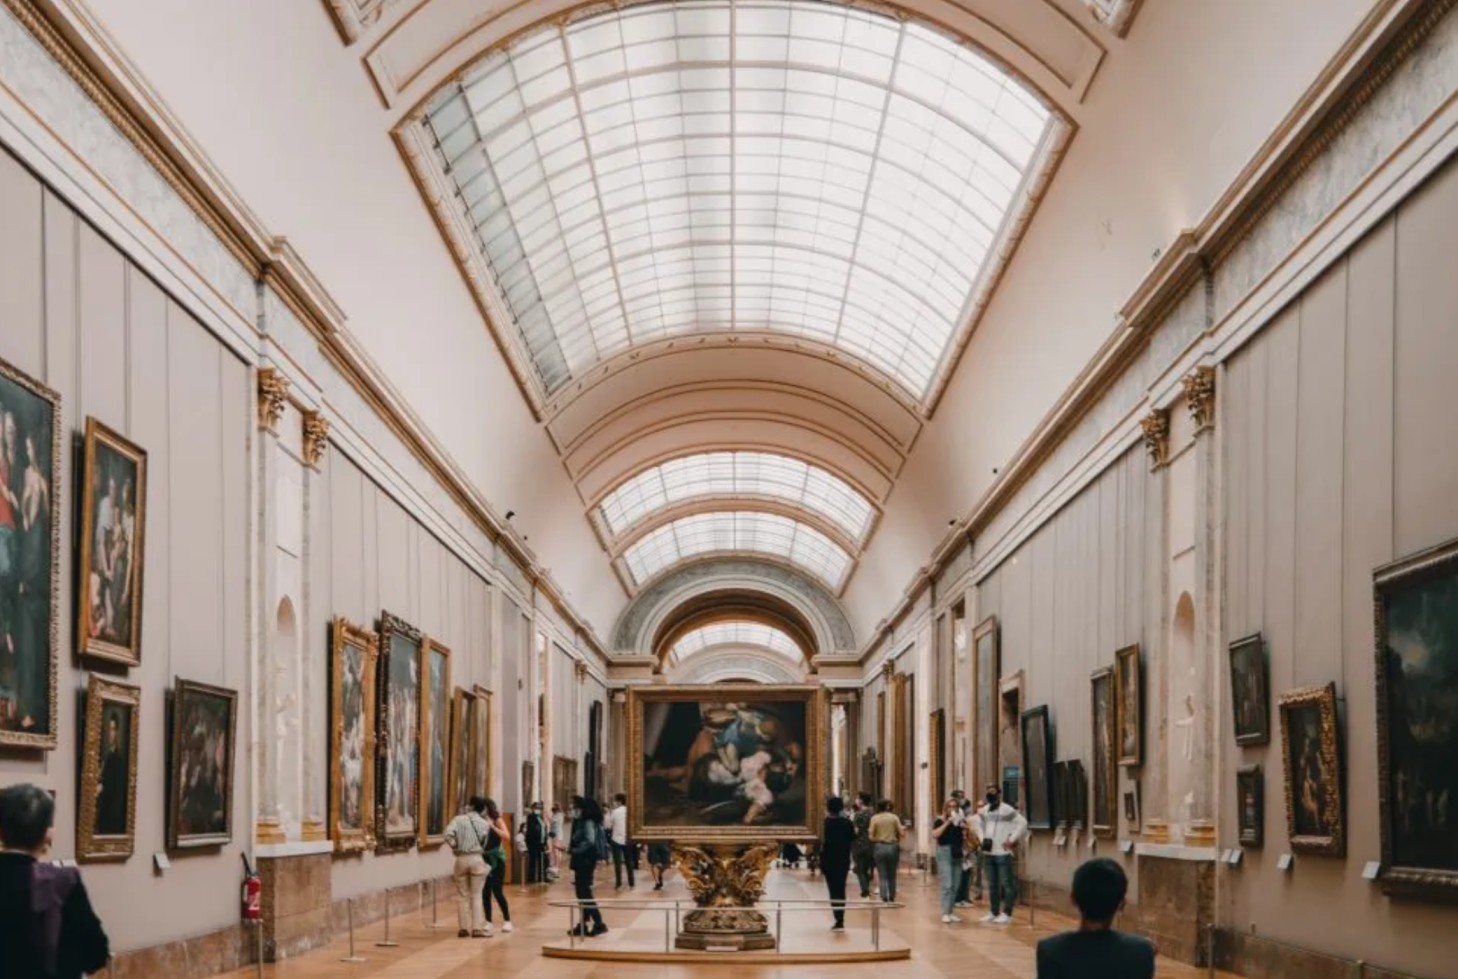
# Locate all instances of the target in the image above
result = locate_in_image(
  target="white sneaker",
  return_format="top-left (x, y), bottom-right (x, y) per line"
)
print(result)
top-left (979, 912), bottom-right (996, 923)
top-left (941, 914), bottom-right (954, 924)
top-left (948, 915), bottom-right (962, 923)
top-left (502, 922), bottom-right (514, 934)
top-left (993, 913), bottom-right (1010, 924)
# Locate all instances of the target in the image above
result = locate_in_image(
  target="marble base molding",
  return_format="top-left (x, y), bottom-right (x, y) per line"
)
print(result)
top-left (1215, 929), bottom-right (1423, 979)
top-left (258, 852), bottom-right (333, 962)
top-left (108, 923), bottom-right (255, 979)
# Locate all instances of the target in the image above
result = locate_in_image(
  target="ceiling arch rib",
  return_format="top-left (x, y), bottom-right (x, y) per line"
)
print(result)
top-left (670, 620), bottom-right (803, 665)
top-left (621, 510), bottom-right (852, 591)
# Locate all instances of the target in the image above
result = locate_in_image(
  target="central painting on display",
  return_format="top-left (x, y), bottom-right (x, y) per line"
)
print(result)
top-left (629, 685), bottom-right (825, 843)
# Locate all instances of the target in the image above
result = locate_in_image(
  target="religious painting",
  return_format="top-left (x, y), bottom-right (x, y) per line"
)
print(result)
top-left (77, 418), bottom-right (147, 667)
top-left (1236, 764), bottom-right (1263, 848)
top-left (167, 679), bottom-right (236, 848)
top-left (1053, 760), bottom-right (1070, 829)
top-left (1374, 538), bottom-right (1458, 900)
top-left (1123, 781), bottom-right (1141, 833)
top-left (1228, 633), bottom-right (1270, 746)
top-left (376, 611), bottom-right (423, 848)
top-left (471, 685), bottom-right (492, 799)
top-left (1021, 706), bottom-right (1054, 830)
top-left (77, 675), bottom-right (139, 861)
top-left (329, 617), bottom-right (377, 853)
top-left (1278, 683), bottom-right (1344, 857)
top-left (0, 356), bottom-right (59, 749)
top-left (450, 687), bottom-right (475, 819)
top-left (419, 638), bottom-right (451, 847)
top-left (629, 684), bottom-right (826, 843)
top-left (1090, 667), bottom-right (1116, 837)
top-left (1114, 644), bottom-right (1142, 766)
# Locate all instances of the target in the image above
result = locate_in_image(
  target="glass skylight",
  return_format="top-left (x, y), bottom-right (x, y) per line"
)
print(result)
top-left (598, 450), bottom-right (872, 541)
top-left (671, 621), bottom-right (803, 661)
top-left (621, 510), bottom-right (852, 588)
top-left (423, 0), bottom-right (1054, 399)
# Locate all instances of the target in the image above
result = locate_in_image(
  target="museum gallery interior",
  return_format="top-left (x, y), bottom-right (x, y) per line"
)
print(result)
top-left (1, 0), bottom-right (1457, 976)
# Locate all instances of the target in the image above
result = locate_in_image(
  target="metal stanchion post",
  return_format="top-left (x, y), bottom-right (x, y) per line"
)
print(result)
top-left (424, 878), bottom-right (442, 930)
top-left (253, 919), bottom-right (264, 979)
top-left (568, 903), bottom-right (577, 949)
top-left (341, 898), bottom-right (367, 963)
top-left (775, 904), bottom-right (783, 951)
top-left (375, 887), bottom-right (399, 948)
top-left (872, 905), bottom-right (880, 952)
top-left (664, 907), bottom-right (671, 952)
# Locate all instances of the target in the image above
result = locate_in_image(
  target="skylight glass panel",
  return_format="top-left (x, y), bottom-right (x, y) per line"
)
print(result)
top-left (671, 621), bottom-right (803, 661)
top-left (622, 511), bottom-right (852, 588)
top-left (423, 0), bottom-right (1055, 400)
top-left (598, 451), bottom-right (873, 541)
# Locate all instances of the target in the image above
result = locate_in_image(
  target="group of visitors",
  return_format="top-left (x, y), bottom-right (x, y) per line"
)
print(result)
top-left (442, 796), bottom-right (515, 937)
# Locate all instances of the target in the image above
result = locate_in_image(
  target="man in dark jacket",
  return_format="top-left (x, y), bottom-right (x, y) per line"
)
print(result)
top-left (850, 791), bottom-right (875, 898)
top-left (820, 796), bottom-right (856, 930)
top-left (525, 802), bottom-right (548, 884)
top-left (1036, 858), bottom-right (1155, 979)
top-left (0, 783), bottom-right (110, 978)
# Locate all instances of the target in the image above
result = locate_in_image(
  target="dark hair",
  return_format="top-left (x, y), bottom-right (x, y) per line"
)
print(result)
top-left (856, 791), bottom-right (873, 806)
top-left (876, 799), bottom-right (894, 813)
top-left (827, 796), bottom-right (844, 815)
top-left (574, 796), bottom-right (604, 823)
top-left (1071, 858), bottom-right (1128, 923)
top-left (0, 784), bottom-right (54, 851)
top-left (468, 795), bottom-right (487, 814)
top-left (483, 797), bottom-right (501, 819)
top-left (614, 792), bottom-right (627, 805)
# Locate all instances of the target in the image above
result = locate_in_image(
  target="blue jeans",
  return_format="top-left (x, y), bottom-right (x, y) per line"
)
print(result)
top-left (935, 847), bottom-right (962, 915)
top-left (872, 842), bottom-right (900, 902)
top-left (985, 854), bottom-right (1014, 916)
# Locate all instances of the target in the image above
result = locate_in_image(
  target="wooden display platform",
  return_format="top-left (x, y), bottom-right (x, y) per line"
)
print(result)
top-left (542, 944), bottom-right (911, 963)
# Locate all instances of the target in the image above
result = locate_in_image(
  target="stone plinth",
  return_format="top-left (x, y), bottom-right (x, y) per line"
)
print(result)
top-left (258, 851), bottom-right (332, 961)
top-left (1130, 852), bottom-right (1214, 965)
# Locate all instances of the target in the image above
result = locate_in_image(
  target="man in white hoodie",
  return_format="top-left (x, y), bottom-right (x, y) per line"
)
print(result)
top-left (971, 783), bottom-right (1027, 924)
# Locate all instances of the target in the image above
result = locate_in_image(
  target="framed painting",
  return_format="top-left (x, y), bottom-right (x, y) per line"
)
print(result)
top-left (552, 755), bottom-right (578, 812)
top-left (77, 418), bottom-right (147, 667)
top-left (0, 356), bottom-right (60, 749)
top-left (1236, 764), bottom-right (1263, 848)
top-left (1228, 633), bottom-right (1270, 746)
top-left (167, 678), bottom-right (237, 849)
top-left (376, 611), bottom-right (423, 848)
top-left (629, 684), bottom-right (826, 843)
top-left (1278, 683), bottom-right (1344, 857)
top-left (1374, 538), bottom-right (1458, 900)
top-left (1069, 759), bottom-right (1088, 830)
top-left (1123, 781), bottom-right (1141, 834)
top-left (1020, 706), bottom-right (1055, 830)
top-left (419, 638), bottom-right (451, 848)
top-left (1114, 644), bottom-right (1142, 767)
top-left (450, 687), bottom-right (475, 819)
top-left (972, 616), bottom-right (999, 792)
top-left (929, 708), bottom-right (946, 811)
top-left (471, 685), bottom-right (492, 799)
top-left (1052, 760), bottom-right (1070, 829)
top-left (330, 617), bottom-right (377, 853)
top-left (1090, 667), bottom-right (1117, 837)
top-left (77, 675), bottom-right (140, 861)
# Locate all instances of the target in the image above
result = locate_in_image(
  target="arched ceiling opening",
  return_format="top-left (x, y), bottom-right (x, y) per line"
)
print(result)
top-left (668, 620), bottom-right (802, 666)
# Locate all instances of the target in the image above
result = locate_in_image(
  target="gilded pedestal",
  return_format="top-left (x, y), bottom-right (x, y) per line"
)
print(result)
top-left (672, 843), bottom-right (778, 951)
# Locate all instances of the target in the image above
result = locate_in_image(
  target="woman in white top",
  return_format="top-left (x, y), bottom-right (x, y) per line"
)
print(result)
top-left (549, 802), bottom-right (566, 876)
top-left (444, 796), bottom-right (492, 938)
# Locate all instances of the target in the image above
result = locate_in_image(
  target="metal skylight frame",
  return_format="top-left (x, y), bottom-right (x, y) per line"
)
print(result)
top-left (621, 510), bottom-right (852, 588)
top-left (597, 450), bottom-right (873, 542)
top-left (420, 0), bottom-right (1058, 403)
top-left (670, 620), bottom-right (804, 663)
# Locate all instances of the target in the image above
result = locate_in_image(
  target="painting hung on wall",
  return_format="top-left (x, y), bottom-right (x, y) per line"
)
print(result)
top-left (1278, 683), bottom-right (1344, 857)
top-left (1069, 759), bottom-right (1088, 830)
top-left (0, 356), bottom-right (60, 749)
top-left (1236, 764), bottom-right (1263, 848)
top-left (77, 674), bottom-right (140, 861)
top-left (972, 616), bottom-right (999, 791)
top-left (1052, 761), bottom-right (1070, 829)
top-left (629, 685), bottom-right (825, 843)
top-left (472, 685), bottom-right (492, 799)
top-left (419, 638), bottom-right (451, 847)
top-left (1090, 667), bottom-right (1116, 837)
top-left (330, 617), bottom-right (377, 853)
top-left (376, 611), bottom-right (423, 848)
top-left (1374, 538), bottom-right (1458, 900)
top-left (451, 687), bottom-right (475, 820)
top-left (1123, 781), bottom-right (1141, 833)
top-left (167, 679), bottom-right (237, 848)
top-left (1114, 644), bottom-right (1142, 766)
top-left (1228, 633), bottom-right (1270, 746)
top-left (1020, 706), bottom-right (1055, 830)
top-left (77, 418), bottom-right (147, 667)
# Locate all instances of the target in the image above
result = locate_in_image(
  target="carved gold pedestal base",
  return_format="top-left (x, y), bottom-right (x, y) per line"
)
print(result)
top-left (676, 909), bottom-right (776, 951)
top-left (1184, 819), bottom-right (1216, 846)
top-left (672, 843), bottom-right (779, 952)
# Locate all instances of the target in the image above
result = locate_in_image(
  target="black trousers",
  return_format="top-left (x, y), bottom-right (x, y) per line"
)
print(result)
top-left (573, 864), bottom-right (603, 927)
top-left (527, 844), bottom-right (546, 883)
top-left (483, 863), bottom-right (510, 923)
top-left (611, 842), bottom-right (635, 887)
top-left (852, 847), bottom-right (874, 897)
top-left (822, 861), bottom-right (849, 926)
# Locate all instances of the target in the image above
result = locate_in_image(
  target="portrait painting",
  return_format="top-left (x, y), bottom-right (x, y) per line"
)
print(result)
top-left (376, 611), bottom-right (423, 848)
top-left (330, 617), bottom-right (377, 853)
top-left (1021, 705), bottom-right (1054, 830)
top-left (1374, 538), bottom-right (1458, 899)
top-left (1228, 633), bottom-right (1270, 746)
top-left (167, 679), bottom-right (237, 849)
top-left (471, 685), bottom-right (492, 799)
top-left (0, 356), bottom-right (60, 749)
top-left (450, 687), bottom-right (475, 819)
top-left (1053, 760), bottom-right (1070, 829)
top-left (419, 638), bottom-right (451, 847)
top-left (77, 418), bottom-right (147, 667)
top-left (1115, 644), bottom-right (1142, 766)
top-left (1090, 667), bottom-right (1116, 836)
top-left (77, 675), bottom-right (139, 861)
top-left (629, 684), bottom-right (825, 843)
top-left (1123, 781), bottom-right (1141, 833)
top-left (1278, 683), bottom-right (1344, 857)
top-left (1236, 764), bottom-right (1263, 848)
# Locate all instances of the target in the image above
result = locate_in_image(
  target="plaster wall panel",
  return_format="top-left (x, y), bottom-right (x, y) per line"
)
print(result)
top-left (77, 224), bottom-right (127, 428)
top-left (0, 150), bottom-right (43, 371)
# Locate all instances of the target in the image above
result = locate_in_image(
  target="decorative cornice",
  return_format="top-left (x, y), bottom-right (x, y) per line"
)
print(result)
top-left (880, 660), bottom-right (896, 680)
top-left (257, 368), bottom-right (289, 434)
top-left (302, 410), bottom-right (330, 469)
top-left (1139, 409), bottom-right (1171, 469)
top-left (1181, 366), bottom-right (1216, 432)
top-left (574, 659), bottom-right (588, 683)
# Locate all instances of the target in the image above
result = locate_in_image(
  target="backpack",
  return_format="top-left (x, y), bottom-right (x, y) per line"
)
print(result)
top-left (594, 820), bottom-right (613, 863)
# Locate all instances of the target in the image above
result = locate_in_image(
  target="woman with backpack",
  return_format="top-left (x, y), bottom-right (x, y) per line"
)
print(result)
top-left (443, 795), bottom-right (492, 937)
top-left (567, 795), bottom-right (609, 937)
top-left (479, 799), bottom-right (513, 934)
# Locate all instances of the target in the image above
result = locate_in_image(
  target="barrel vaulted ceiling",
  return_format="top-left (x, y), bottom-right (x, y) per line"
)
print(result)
top-left (320, 0), bottom-right (1130, 606)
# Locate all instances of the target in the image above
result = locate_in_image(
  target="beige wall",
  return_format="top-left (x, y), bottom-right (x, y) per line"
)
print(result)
top-left (0, 148), bottom-right (251, 954)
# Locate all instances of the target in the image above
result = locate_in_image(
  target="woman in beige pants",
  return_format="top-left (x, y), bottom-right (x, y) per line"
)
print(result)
top-left (444, 796), bottom-right (491, 937)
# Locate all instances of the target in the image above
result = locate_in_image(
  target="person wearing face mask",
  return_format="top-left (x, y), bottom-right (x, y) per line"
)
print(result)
top-left (971, 783), bottom-right (1026, 924)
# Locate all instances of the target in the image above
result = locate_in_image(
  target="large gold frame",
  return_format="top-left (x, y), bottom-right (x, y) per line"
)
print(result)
top-left (1114, 644), bottom-right (1142, 767)
top-left (419, 636), bottom-right (452, 848)
top-left (76, 416), bottom-right (147, 667)
top-left (77, 674), bottom-right (140, 862)
top-left (628, 684), bottom-right (827, 844)
top-left (1089, 666), bottom-right (1116, 838)
top-left (330, 617), bottom-right (377, 854)
top-left (1278, 682), bottom-right (1345, 857)
top-left (166, 677), bottom-right (238, 849)
top-left (376, 610), bottom-right (423, 849)
top-left (471, 684), bottom-right (493, 800)
top-left (449, 686), bottom-right (475, 819)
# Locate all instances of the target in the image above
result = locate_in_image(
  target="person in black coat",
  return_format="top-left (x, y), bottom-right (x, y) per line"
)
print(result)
top-left (567, 796), bottom-right (608, 937)
top-left (820, 795), bottom-right (856, 931)
top-left (524, 802), bottom-right (548, 884)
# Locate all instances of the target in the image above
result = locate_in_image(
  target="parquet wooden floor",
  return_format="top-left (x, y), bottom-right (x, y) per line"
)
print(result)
top-left (215, 865), bottom-right (1237, 979)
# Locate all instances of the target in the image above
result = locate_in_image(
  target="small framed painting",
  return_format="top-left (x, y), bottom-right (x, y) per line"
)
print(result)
top-left (1122, 781), bottom-right (1141, 833)
top-left (1021, 706), bottom-right (1055, 830)
top-left (1228, 634), bottom-right (1270, 746)
top-left (1236, 764), bottom-right (1263, 848)
top-left (167, 678), bottom-right (238, 849)
top-left (1278, 683), bottom-right (1344, 857)
top-left (77, 675), bottom-right (140, 862)
top-left (77, 418), bottom-right (147, 667)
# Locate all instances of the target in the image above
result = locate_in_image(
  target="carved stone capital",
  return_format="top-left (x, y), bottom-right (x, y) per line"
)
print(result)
top-left (1140, 408), bottom-right (1171, 468)
top-left (880, 659), bottom-right (896, 680)
top-left (301, 410), bottom-right (330, 469)
top-left (257, 367), bottom-right (289, 434)
top-left (574, 659), bottom-right (588, 683)
top-left (1182, 366), bottom-right (1217, 431)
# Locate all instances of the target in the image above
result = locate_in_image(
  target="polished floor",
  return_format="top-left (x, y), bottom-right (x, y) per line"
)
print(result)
top-left (218, 865), bottom-right (1234, 978)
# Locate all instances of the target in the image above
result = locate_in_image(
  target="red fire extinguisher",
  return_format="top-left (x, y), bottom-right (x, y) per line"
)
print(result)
top-left (240, 854), bottom-right (262, 922)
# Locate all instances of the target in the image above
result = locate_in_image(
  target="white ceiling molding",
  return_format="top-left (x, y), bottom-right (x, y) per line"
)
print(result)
top-left (670, 648), bottom-right (805, 683)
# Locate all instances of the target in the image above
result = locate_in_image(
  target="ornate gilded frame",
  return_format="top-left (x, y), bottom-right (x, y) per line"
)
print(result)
top-left (76, 416), bottom-right (147, 667)
top-left (1227, 632), bottom-right (1270, 746)
top-left (77, 674), bottom-right (140, 861)
top-left (628, 684), bottom-right (827, 843)
top-left (971, 616), bottom-right (1000, 791)
top-left (376, 610), bottom-right (423, 849)
top-left (0, 355), bottom-right (60, 749)
top-left (472, 684), bottom-right (492, 800)
top-left (1090, 666), bottom-right (1117, 837)
top-left (1278, 683), bottom-right (1344, 857)
top-left (166, 677), bottom-right (237, 849)
top-left (1114, 644), bottom-right (1143, 767)
top-left (450, 686), bottom-right (475, 819)
top-left (330, 617), bottom-right (377, 854)
top-left (418, 637), bottom-right (452, 848)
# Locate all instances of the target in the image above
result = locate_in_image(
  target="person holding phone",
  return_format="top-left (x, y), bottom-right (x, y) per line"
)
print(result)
top-left (931, 797), bottom-right (969, 923)
top-left (972, 783), bottom-right (1026, 924)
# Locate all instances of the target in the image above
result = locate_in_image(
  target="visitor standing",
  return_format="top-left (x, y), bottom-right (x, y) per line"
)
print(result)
top-left (443, 796), bottom-right (491, 937)
top-left (867, 799), bottom-right (903, 902)
top-left (647, 842), bottom-right (672, 890)
top-left (851, 791), bottom-right (875, 898)
top-left (820, 796), bottom-right (855, 931)
top-left (607, 792), bottom-right (635, 888)
top-left (0, 783), bottom-right (110, 979)
top-left (479, 799), bottom-right (513, 933)
top-left (972, 783), bottom-right (1026, 924)
top-left (549, 801), bottom-right (566, 879)
top-left (525, 802), bottom-right (548, 884)
top-left (1035, 858), bottom-right (1155, 979)
top-left (931, 797), bottom-right (968, 924)
top-left (951, 789), bottom-right (977, 907)
top-left (568, 796), bottom-right (609, 937)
